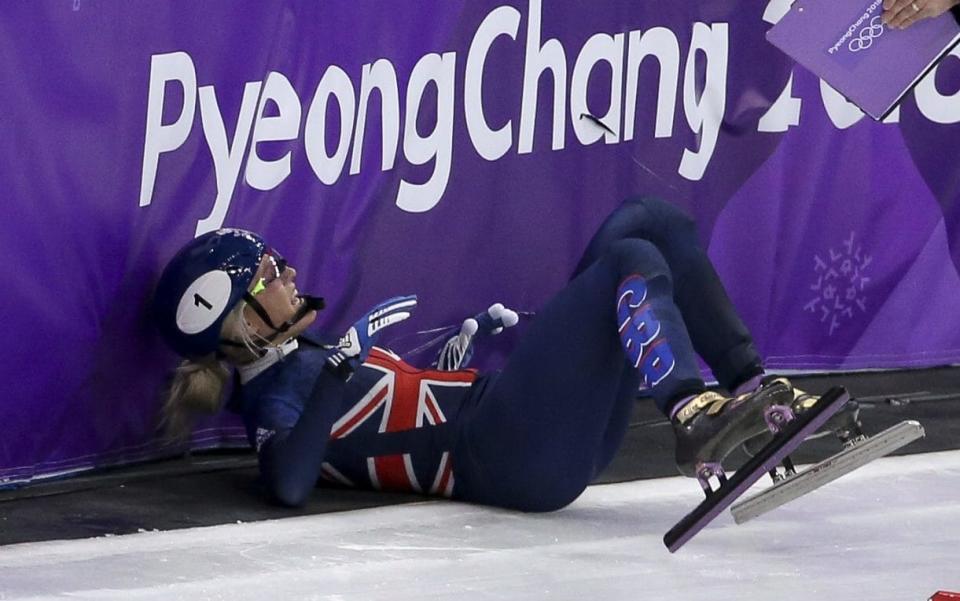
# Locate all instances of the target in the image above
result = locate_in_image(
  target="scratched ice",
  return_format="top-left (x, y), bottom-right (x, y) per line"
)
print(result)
top-left (1, 451), bottom-right (958, 600)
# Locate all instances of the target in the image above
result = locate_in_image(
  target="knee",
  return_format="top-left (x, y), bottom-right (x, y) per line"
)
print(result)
top-left (605, 239), bottom-right (672, 284)
top-left (622, 196), bottom-right (698, 240)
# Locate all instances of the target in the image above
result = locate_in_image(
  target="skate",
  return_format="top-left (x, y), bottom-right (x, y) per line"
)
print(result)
top-left (740, 377), bottom-right (866, 471)
top-left (664, 386), bottom-right (851, 552)
top-left (672, 379), bottom-right (795, 479)
top-left (792, 382), bottom-right (867, 446)
top-left (730, 379), bottom-right (924, 524)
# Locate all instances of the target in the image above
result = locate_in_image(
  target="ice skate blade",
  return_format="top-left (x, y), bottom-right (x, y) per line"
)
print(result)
top-left (663, 387), bottom-right (849, 553)
top-left (730, 420), bottom-right (925, 524)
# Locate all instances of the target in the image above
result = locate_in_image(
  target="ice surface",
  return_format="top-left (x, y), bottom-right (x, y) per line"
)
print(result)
top-left (1, 451), bottom-right (959, 601)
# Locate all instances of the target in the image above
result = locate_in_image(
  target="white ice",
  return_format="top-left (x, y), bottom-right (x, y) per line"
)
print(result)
top-left (2, 450), bottom-right (959, 601)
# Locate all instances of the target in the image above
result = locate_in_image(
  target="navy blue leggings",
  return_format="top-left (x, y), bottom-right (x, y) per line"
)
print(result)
top-left (574, 196), bottom-right (761, 389)
top-left (453, 196), bottom-right (762, 511)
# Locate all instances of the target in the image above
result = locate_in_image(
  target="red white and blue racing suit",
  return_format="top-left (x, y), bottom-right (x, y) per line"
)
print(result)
top-left (227, 196), bottom-right (763, 511)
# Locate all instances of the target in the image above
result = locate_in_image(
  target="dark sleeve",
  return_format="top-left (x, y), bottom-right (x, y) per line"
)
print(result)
top-left (256, 368), bottom-right (348, 507)
top-left (952, 5), bottom-right (960, 25)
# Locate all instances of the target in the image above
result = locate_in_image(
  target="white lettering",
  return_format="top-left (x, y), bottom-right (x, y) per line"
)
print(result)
top-left (141, 2), bottom-right (959, 222)
top-left (571, 33), bottom-right (624, 145)
top-left (466, 6), bottom-right (520, 161)
top-left (758, 0), bottom-right (802, 133)
top-left (758, 73), bottom-right (802, 133)
top-left (679, 22), bottom-right (728, 181)
top-left (882, 106), bottom-right (901, 124)
top-left (624, 27), bottom-right (680, 140)
top-left (820, 80), bottom-right (865, 129)
top-left (304, 65), bottom-right (356, 186)
top-left (140, 52), bottom-right (197, 207)
top-left (246, 71), bottom-right (301, 191)
top-left (915, 46), bottom-right (960, 124)
top-left (396, 52), bottom-right (457, 213)
top-left (762, 0), bottom-right (797, 25)
top-left (518, 0), bottom-right (567, 154)
top-left (351, 59), bottom-right (401, 174)
top-left (195, 81), bottom-right (262, 236)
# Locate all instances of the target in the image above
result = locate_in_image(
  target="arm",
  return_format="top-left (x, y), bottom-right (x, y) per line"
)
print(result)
top-left (256, 367), bottom-right (348, 507)
top-left (259, 295), bottom-right (418, 506)
top-left (436, 303), bottom-right (520, 371)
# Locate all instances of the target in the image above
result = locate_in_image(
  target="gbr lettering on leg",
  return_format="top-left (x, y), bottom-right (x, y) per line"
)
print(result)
top-left (617, 276), bottom-right (677, 389)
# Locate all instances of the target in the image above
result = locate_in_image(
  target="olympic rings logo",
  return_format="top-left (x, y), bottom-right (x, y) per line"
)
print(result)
top-left (848, 16), bottom-right (885, 52)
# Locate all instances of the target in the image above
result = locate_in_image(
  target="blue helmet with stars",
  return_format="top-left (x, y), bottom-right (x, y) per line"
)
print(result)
top-left (152, 229), bottom-right (266, 359)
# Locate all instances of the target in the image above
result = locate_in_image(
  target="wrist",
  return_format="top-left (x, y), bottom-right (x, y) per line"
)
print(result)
top-left (325, 350), bottom-right (358, 380)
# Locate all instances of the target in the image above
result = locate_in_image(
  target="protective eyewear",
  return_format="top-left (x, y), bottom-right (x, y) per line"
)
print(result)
top-left (250, 250), bottom-right (287, 296)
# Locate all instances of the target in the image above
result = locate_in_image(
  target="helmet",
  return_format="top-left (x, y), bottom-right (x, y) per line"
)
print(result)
top-left (152, 229), bottom-right (266, 359)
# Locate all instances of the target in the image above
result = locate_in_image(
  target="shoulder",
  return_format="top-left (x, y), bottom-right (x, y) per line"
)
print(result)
top-left (235, 348), bottom-right (325, 425)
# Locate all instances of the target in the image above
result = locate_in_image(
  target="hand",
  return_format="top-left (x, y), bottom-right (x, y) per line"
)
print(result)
top-left (327, 295), bottom-right (417, 374)
top-left (466, 302), bottom-right (520, 338)
top-left (883, 0), bottom-right (958, 29)
top-left (436, 303), bottom-right (520, 371)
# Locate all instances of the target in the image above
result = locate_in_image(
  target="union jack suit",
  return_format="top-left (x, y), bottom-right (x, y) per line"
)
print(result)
top-left (231, 342), bottom-right (481, 501)
top-left (229, 197), bottom-right (761, 512)
top-left (324, 348), bottom-right (475, 496)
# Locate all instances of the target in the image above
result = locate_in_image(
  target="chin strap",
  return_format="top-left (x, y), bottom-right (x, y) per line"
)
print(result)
top-left (219, 294), bottom-right (325, 357)
top-left (241, 294), bottom-right (325, 343)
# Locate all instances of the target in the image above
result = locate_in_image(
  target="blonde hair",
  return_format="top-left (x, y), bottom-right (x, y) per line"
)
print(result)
top-left (161, 356), bottom-right (230, 441)
top-left (161, 304), bottom-right (261, 440)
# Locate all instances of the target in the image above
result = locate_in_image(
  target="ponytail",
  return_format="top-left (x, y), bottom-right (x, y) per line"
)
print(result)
top-left (160, 303), bottom-right (261, 440)
top-left (161, 356), bottom-right (230, 440)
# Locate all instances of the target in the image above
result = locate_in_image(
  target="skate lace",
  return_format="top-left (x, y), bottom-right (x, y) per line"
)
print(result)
top-left (675, 391), bottom-right (730, 425)
top-left (768, 376), bottom-right (819, 412)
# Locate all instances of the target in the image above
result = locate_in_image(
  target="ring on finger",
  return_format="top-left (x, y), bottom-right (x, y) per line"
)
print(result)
top-left (911, 1), bottom-right (920, 11)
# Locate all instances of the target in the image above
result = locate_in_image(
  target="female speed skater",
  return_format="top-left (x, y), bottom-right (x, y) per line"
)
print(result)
top-left (152, 195), bottom-right (811, 511)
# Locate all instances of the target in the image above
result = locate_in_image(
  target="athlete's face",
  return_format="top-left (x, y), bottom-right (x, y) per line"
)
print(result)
top-left (244, 250), bottom-right (304, 335)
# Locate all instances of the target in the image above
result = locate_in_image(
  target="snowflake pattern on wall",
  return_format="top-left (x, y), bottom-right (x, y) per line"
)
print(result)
top-left (803, 231), bottom-right (872, 336)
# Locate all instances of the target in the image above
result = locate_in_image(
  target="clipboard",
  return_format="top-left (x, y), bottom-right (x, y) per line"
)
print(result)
top-left (767, 0), bottom-right (960, 120)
